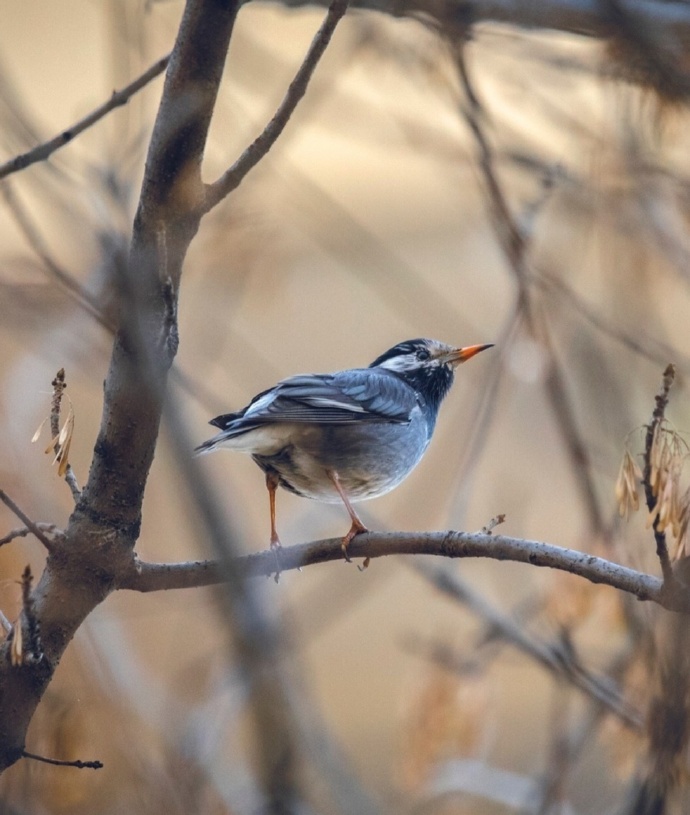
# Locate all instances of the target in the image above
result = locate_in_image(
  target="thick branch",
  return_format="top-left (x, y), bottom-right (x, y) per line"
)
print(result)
top-left (118, 530), bottom-right (690, 612)
top-left (0, 0), bottom-right (242, 775)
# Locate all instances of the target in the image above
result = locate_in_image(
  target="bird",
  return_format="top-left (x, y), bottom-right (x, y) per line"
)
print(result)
top-left (196, 338), bottom-right (493, 559)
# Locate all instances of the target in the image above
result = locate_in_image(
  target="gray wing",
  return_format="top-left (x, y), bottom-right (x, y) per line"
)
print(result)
top-left (210, 369), bottom-right (418, 434)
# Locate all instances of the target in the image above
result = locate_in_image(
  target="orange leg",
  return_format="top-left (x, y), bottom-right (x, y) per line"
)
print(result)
top-left (266, 472), bottom-right (282, 549)
top-left (326, 469), bottom-right (368, 562)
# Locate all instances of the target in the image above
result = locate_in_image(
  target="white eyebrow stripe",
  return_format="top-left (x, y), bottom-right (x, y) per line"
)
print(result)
top-left (378, 355), bottom-right (418, 372)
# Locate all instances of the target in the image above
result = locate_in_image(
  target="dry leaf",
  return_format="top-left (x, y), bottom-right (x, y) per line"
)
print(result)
top-left (616, 450), bottom-right (642, 518)
top-left (46, 405), bottom-right (75, 476)
top-left (31, 417), bottom-right (48, 444)
top-left (45, 433), bottom-right (60, 456)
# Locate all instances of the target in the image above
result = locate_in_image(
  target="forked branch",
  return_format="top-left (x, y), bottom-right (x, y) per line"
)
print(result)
top-left (201, 0), bottom-right (350, 213)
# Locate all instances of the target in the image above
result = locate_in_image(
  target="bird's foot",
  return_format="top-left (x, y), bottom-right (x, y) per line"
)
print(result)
top-left (341, 519), bottom-right (368, 564)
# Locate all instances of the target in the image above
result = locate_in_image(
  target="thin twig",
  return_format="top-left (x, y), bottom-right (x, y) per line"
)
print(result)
top-left (454, 40), bottom-right (529, 297)
top-left (49, 369), bottom-right (81, 501)
top-left (0, 523), bottom-right (59, 548)
top-left (479, 513), bottom-right (506, 534)
top-left (0, 491), bottom-right (55, 552)
top-left (21, 750), bottom-right (103, 770)
top-left (0, 527), bottom-right (30, 547)
top-left (0, 54), bottom-right (170, 181)
top-left (0, 183), bottom-right (111, 329)
top-left (536, 271), bottom-right (690, 375)
top-left (642, 364), bottom-right (676, 584)
top-left (201, 0), bottom-right (350, 213)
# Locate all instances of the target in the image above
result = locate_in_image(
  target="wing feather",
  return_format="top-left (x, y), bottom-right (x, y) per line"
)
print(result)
top-left (207, 369), bottom-right (417, 440)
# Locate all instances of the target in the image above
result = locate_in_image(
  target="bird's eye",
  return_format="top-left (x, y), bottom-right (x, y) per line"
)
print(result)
top-left (416, 348), bottom-right (430, 361)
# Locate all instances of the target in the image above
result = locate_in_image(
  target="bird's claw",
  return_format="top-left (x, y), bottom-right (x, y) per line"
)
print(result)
top-left (341, 520), bottom-right (368, 565)
top-left (269, 537), bottom-right (282, 582)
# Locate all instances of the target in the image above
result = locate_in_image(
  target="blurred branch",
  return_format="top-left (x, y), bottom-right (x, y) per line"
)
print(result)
top-left (454, 42), bottom-right (529, 302)
top-left (537, 271), bottom-right (690, 375)
top-left (449, 305), bottom-right (519, 523)
top-left (117, 529), bottom-right (690, 612)
top-left (201, 0), bottom-right (349, 214)
top-left (453, 39), bottom-right (607, 535)
top-left (409, 559), bottom-right (643, 728)
top-left (161, 391), bottom-right (312, 814)
top-left (280, 0), bottom-right (690, 48)
top-left (602, 0), bottom-right (690, 101)
top-left (1, 181), bottom-right (239, 417)
top-left (625, 614), bottom-right (690, 815)
top-left (0, 54), bottom-right (170, 181)
top-left (0, 183), bottom-right (111, 329)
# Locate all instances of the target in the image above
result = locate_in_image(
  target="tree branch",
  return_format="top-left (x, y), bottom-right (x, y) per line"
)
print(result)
top-left (0, 0), bottom-right (242, 775)
top-left (116, 529), bottom-right (690, 611)
top-left (21, 750), bottom-right (103, 770)
top-left (201, 0), bottom-right (350, 214)
top-left (642, 363), bottom-right (676, 584)
top-left (280, 0), bottom-right (690, 48)
top-left (0, 54), bottom-right (170, 181)
top-left (0, 491), bottom-right (55, 553)
top-left (0, 524), bottom-right (58, 548)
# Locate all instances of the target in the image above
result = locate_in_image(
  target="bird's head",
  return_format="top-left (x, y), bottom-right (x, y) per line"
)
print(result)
top-left (369, 338), bottom-right (493, 411)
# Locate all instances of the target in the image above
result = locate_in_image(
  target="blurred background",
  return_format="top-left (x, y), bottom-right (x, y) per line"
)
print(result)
top-left (1, 1), bottom-right (690, 812)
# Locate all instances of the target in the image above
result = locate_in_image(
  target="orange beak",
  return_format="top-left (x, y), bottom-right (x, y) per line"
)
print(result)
top-left (442, 343), bottom-right (494, 367)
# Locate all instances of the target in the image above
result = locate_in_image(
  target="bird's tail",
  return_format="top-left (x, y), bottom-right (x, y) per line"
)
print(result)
top-left (194, 435), bottom-right (222, 455)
